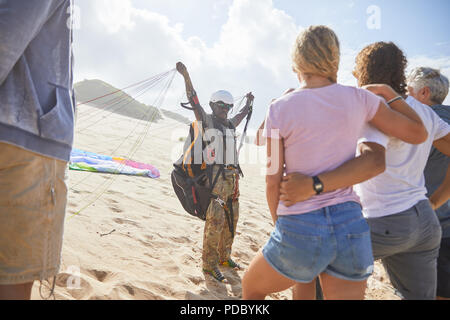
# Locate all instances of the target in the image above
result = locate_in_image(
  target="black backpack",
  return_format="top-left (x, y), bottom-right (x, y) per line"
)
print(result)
top-left (171, 120), bottom-right (225, 221)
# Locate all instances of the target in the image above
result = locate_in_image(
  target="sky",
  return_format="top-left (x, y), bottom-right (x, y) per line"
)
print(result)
top-left (73, 0), bottom-right (450, 130)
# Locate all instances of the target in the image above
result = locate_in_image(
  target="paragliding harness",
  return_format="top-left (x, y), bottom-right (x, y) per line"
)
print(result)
top-left (171, 91), bottom-right (252, 237)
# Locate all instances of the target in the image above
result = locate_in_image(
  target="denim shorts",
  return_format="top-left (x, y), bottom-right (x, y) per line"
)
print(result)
top-left (263, 201), bottom-right (373, 283)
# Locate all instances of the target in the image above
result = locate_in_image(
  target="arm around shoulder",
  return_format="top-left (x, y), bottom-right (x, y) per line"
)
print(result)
top-left (433, 133), bottom-right (450, 157)
top-left (430, 163), bottom-right (450, 210)
top-left (369, 101), bottom-right (428, 144)
top-left (364, 84), bottom-right (428, 144)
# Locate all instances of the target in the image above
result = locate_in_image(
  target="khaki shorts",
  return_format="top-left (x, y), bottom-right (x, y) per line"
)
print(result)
top-left (0, 143), bottom-right (68, 285)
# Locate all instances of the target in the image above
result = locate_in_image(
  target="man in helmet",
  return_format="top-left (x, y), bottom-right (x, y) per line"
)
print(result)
top-left (176, 62), bottom-right (254, 282)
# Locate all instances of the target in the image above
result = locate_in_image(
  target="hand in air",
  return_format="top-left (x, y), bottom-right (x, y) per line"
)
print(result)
top-left (176, 62), bottom-right (188, 76)
top-left (280, 172), bottom-right (316, 207)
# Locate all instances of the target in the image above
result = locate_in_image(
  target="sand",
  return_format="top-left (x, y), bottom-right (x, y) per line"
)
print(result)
top-left (31, 105), bottom-right (400, 300)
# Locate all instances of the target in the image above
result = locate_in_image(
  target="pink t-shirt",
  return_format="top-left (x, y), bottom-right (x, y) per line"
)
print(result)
top-left (264, 83), bottom-right (382, 215)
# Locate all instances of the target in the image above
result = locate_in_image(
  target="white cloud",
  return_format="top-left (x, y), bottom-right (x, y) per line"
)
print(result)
top-left (73, 0), bottom-right (450, 131)
top-left (74, 0), bottom-right (303, 126)
top-left (94, 0), bottom-right (136, 33)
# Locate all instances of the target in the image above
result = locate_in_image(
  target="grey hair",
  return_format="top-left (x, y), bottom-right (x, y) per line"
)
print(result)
top-left (407, 67), bottom-right (449, 105)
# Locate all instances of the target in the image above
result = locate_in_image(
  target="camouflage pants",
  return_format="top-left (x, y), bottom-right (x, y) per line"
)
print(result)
top-left (202, 167), bottom-right (240, 270)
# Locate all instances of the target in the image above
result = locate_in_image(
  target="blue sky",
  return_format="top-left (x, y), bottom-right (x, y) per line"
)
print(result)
top-left (127, 0), bottom-right (450, 57)
top-left (273, 0), bottom-right (450, 57)
top-left (74, 0), bottom-right (450, 129)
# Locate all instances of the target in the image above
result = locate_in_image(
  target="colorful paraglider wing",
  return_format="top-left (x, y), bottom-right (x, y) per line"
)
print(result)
top-left (69, 149), bottom-right (160, 178)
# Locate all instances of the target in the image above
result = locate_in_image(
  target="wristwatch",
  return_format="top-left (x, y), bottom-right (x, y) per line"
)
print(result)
top-left (312, 176), bottom-right (324, 195)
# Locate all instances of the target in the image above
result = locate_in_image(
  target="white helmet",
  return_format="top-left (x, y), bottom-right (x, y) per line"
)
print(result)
top-left (210, 90), bottom-right (234, 106)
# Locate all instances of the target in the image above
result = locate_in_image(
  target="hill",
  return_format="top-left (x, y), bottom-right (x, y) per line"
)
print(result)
top-left (74, 79), bottom-right (190, 125)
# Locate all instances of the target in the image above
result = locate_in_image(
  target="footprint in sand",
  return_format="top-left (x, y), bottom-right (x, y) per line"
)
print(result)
top-left (109, 206), bottom-right (123, 213)
top-left (113, 218), bottom-right (140, 227)
top-left (94, 284), bottom-right (165, 300)
top-left (169, 236), bottom-right (192, 244)
top-left (242, 221), bottom-right (257, 228)
top-left (85, 268), bottom-right (120, 284)
top-left (186, 275), bottom-right (204, 285)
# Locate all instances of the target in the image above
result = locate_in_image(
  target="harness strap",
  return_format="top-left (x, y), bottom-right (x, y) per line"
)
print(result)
top-left (181, 90), bottom-right (201, 110)
top-left (227, 198), bottom-right (235, 238)
top-left (210, 193), bottom-right (235, 238)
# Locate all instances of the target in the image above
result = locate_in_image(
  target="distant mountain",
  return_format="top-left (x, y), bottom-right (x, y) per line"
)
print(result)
top-left (74, 79), bottom-right (190, 125)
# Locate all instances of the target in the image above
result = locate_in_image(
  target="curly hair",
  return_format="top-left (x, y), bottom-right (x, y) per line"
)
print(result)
top-left (354, 42), bottom-right (408, 95)
top-left (292, 25), bottom-right (340, 83)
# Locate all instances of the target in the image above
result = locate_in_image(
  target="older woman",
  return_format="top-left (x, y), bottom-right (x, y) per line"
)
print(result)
top-left (242, 26), bottom-right (427, 300)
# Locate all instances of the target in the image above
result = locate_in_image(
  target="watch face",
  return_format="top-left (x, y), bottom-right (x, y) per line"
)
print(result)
top-left (314, 183), bottom-right (323, 191)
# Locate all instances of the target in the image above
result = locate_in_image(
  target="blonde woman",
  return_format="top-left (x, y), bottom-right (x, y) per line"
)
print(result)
top-left (242, 26), bottom-right (428, 300)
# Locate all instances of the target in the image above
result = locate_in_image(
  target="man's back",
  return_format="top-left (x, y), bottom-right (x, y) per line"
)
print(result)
top-left (0, 0), bottom-right (73, 300)
top-left (424, 104), bottom-right (450, 236)
top-left (0, 0), bottom-right (74, 161)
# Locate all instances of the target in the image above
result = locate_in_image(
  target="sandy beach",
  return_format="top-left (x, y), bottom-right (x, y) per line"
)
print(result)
top-left (31, 105), bottom-right (400, 300)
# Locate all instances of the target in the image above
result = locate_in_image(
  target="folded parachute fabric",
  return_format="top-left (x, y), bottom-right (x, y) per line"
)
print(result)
top-left (69, 149), bottom-right (160, 178)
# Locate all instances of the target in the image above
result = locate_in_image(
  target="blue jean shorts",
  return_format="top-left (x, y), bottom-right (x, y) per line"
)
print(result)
top-left (263, 201), bottom-right (374, 283)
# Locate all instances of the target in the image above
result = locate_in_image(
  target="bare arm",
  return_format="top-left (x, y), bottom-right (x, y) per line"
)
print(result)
top-left (266, 137), bottom-right (284, 224)
top-left (433, 133), bottom-right (450, 157)
top-left (364, 84), bottom-right (428, 144)
top-left (280, 142), bottom-right (386, 207)
top-left (429, 164), bottom-right (450, 210)
top-left (176, 62), bottom-right (207, 122)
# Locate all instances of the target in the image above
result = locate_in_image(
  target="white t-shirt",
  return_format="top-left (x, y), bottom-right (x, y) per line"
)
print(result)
top-left (354, 96), bottom-right (450, 219)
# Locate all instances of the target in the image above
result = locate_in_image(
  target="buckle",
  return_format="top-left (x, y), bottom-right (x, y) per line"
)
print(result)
top-left (215, 197), bottom-right (225, 207)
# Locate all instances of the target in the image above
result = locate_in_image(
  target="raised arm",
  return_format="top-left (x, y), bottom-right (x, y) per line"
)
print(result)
top-left (280, 142), bottom-right (386, 206)
top-left (364, 84), bottom-right (428, 144)
top-left (231, 92), bottom-right (254, 127)
top-left (176, 62), bottom-right (207, 122)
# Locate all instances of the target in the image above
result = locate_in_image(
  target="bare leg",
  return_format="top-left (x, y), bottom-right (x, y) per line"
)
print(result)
top-left (0, 282), bottom-right (34, 300)
top-left (292, 280), bottom-right (317, 300)
top-left (242, 251), bottom-right (296, 300)
top-left (319, 273), bottom-right (367, 300)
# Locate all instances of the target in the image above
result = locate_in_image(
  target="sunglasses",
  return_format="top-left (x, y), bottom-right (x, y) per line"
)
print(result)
top-left (214, 101), bottom-right (233, 109)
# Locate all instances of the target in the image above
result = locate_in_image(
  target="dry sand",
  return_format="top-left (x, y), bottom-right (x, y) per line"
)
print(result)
top-left (31, 105), bottom-right (400, 300)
